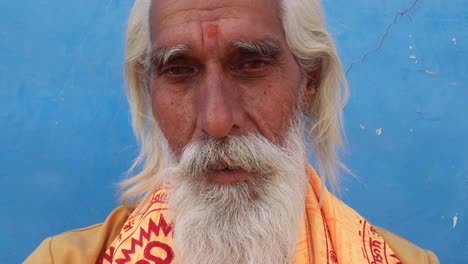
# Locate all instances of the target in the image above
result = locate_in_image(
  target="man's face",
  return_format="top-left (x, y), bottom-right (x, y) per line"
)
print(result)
top-left (149, 0), bottom-right (307, 184)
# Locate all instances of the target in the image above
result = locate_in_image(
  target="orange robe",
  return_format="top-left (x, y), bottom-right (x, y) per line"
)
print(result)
top-left (98, 165), bottom-right (421, 263)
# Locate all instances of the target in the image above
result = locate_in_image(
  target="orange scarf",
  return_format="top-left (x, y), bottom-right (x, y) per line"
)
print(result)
top-left (100, 166), bottom-right (402, 264)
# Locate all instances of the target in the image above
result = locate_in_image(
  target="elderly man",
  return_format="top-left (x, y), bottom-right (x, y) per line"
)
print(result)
top-left (26, 0), bottom-right (438, 263)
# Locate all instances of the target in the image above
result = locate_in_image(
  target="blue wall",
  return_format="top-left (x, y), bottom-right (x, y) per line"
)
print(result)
top-left (0, 1), bottom-right (466, 263)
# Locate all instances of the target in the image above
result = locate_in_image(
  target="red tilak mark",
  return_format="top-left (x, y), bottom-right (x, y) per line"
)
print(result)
top-left (206, 24), bottom-right (218, 38)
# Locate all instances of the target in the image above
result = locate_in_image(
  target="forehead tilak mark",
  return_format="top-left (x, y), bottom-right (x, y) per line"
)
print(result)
top-left (206, 24), bottom-right (219, 39)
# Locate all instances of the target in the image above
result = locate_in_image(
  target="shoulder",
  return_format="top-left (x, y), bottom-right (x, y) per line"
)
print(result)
top-left (374, 226), bottom-right (440, 264)
top-left (24, 206), bottom-right (131, 264)
top-left (323, 189), bottom-right (439, 264)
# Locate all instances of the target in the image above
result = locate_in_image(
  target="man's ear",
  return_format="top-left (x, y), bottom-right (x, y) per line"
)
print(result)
top-left (301, 68), bottom-right (320, 114)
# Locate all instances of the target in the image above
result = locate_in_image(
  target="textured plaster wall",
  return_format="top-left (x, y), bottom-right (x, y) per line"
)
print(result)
top-left (0, 1), bottom-right (466, 263)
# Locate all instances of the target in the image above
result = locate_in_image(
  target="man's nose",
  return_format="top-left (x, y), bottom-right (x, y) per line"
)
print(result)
top-left (196, 65), bottom-right (241, 138)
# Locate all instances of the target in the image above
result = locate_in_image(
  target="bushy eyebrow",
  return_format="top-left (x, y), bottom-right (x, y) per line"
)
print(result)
top-left (151, 44), bottom-right (190, 68)
top-left (229, 37), bottom-right (281, 56)
top-left (150, 37), bottom-right (281, 68)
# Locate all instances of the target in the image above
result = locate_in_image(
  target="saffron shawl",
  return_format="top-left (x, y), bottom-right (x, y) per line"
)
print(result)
top-left (100, 166), bottom-right (401, 264)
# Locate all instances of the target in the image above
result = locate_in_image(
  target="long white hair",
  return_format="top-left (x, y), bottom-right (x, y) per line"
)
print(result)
top-left (119, 0), bottom-right (349, 207)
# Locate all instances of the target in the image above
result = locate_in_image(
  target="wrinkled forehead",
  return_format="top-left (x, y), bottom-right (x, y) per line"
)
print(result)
top-left (149, 0), bottom-right (283, 49)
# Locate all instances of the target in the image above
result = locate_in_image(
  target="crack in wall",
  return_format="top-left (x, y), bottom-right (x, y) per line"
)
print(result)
top-left (346, 0), bottom-right (420, 75)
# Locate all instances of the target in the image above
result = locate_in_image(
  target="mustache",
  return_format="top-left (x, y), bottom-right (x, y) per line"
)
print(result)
top-left (174, 133), bottom-right (292, 180)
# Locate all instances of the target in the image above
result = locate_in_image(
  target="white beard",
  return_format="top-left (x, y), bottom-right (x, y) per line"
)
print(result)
top-left (161, 117), bottom-right (308, 264)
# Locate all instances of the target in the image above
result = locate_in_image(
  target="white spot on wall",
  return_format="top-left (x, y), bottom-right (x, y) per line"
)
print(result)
top-left (409, 45), bottom-right (414, 50)
top-left (450, 81), bottom-right (458, 86)
top-left (452, 214), bottom-right (458, 228)
top-left (410, 129), bottom-right (414, 133)
top-left (423, 70), bottom-right (438, 76)
top-left (409, 34), bottom-right (413, 38)
top-left (452, 37), bottom-right (457, 45)
top-left (409, 55), bottom-right (417, 59)
top-left (360, 124), bottom-right (366, 130)
top-left (376, 128), bottom-right (383, 136)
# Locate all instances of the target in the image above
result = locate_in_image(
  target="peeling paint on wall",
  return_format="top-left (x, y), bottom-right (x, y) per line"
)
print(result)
top-left (419, 69), bottom-right (439, 76)
top-left (452, 214), bottom-right (458, 229)
top-left (452, 37), bottom-right (457, 45)
top-left (376, 128), bottom-right (383, 136)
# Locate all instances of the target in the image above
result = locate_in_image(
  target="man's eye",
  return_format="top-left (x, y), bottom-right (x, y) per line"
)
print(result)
top-left (162, 66), bottom-right (196, 77)
top-left (238, 59), bottom-right (271, 70)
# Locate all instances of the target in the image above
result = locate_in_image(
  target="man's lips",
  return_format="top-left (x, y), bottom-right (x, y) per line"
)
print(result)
top-left (207, 168), bottom-right (250, 184)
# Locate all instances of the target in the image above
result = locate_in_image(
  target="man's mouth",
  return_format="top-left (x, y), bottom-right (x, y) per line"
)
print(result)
top-left (207, 166), bottom-right (250, 184)
top-left (220, 167), bottom-right (237, 172)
